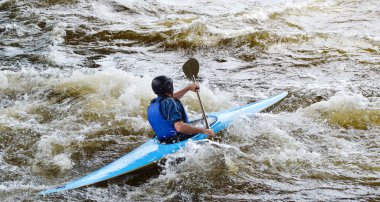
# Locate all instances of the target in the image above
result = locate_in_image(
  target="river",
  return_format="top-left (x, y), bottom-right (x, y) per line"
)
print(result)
top-left (0, 0), bottom-right (379, 201)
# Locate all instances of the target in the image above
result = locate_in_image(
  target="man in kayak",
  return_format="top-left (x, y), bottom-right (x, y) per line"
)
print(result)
top-left (147, 75), bottom-right (215, 143)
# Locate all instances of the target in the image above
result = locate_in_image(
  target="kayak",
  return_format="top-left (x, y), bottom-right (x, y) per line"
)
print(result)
top-left (38, 92), bottom-right (288, 196)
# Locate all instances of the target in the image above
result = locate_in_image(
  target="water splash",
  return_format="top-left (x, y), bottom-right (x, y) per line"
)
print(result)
top-left (302, 92), bottom-right (380, 129)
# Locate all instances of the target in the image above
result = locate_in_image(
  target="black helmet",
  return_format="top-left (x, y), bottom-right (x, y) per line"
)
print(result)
top-left (152, 75), bottom-right (173, 95)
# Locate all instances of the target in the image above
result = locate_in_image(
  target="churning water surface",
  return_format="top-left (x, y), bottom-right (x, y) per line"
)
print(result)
top-left (0, 0), bottom-right (379, 201)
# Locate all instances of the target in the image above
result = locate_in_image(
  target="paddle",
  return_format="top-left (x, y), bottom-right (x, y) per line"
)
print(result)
top-left (182, 58), bottom-right (210, 129)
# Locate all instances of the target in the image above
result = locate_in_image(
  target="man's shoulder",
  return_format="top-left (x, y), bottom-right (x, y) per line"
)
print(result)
top-left (160, 97), bottom-right (184, 111)
top-left (161, 97), bottom-right (178, 105)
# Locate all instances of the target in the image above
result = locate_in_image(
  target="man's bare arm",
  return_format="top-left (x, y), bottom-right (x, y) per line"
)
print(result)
top-left (174, 121), bottom-right (215, 137)
top-left (172, 83), bottom-right (199, 100)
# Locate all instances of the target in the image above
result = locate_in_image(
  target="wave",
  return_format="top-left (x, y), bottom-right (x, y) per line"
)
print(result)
top-left (301, 92), bottom-right (380, 129)
top-left (0, 67), bottom-right (230, 178)
top-left (64, 23), bottom-right (312, 62)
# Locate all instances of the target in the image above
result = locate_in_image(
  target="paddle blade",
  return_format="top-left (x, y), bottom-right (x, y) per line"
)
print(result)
top-left (182, 58), bottom-right (199, 79)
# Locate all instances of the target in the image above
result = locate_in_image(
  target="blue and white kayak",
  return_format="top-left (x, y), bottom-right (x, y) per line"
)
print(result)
top-left (39, 92), bottom-right (288, 196)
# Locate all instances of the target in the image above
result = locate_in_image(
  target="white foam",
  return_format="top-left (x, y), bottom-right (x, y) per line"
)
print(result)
top-left (0, 47), bottom-right (24, 57)
top-left (226, 112), bottom-right (324, 171)
top-left (35, 131), bottom-right (74, 155)
top-left (0, 182), bottom-right (41, 191)
top-left (301, 92), bottom-right (370, 118)
top-left (2, 23), bottom-right (26, 37)
top-left (45, 22), bottom-right (83, 66)
top-left (181, 80), bottom-right (233, 113)
top-left (52, 153), bottom-right (74, 171)
top-left (0, 72), bottom-right (8, 89)
top-left (25, 68), bottom-right (160, 172)
top-left (62, 67), bottom-right (155, 114)
top-left (156, 140), bottom-right (245, 184)
top-left (255, 123), bottom-right (320, 166)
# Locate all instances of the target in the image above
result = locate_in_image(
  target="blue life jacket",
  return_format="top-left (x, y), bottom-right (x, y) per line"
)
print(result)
top-left (147, 98), bottom-right (189, 141)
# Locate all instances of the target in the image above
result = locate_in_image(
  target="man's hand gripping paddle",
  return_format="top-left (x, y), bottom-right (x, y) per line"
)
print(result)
top-left (182, 58), bottom-right (210, 130)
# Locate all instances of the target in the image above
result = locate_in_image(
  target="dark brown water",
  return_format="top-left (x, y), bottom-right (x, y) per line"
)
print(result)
top-left (0, 0), bottom-right (379, 201)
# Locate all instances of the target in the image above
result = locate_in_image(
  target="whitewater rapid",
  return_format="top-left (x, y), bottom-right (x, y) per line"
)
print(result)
top-left (1, 0), bottom-right (379, 201)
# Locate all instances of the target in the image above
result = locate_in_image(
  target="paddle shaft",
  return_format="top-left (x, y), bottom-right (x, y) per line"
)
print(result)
top-left (192, 75), bottom-right (210, 129)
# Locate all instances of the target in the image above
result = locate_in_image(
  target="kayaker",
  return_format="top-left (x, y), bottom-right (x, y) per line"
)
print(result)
top-left (147, 75), bottom-right (215, 143)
